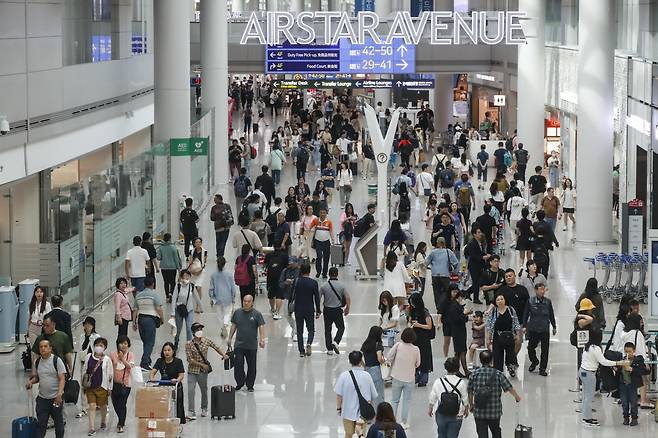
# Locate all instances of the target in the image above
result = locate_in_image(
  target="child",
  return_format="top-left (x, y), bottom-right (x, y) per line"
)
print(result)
top-left (467, 311), bottom-right (486, 366)
top-left (618, 342), bottom-right (649, 426)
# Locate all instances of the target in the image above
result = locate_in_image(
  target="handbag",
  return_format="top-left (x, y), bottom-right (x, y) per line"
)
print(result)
top-left (497, 330), bottom-right (515, 347)
top-left (224, 346), bottom-right (235, 371)
top-left (131, 365), bottom-right (144, 386)
top-left (349, 151), bottom-right (358, 162)
top-left (189, 258), bottom-right (203, 275)
top-left (81, 357), bottom-right (103, 390)
top-left (192, 341), bottom-right (213, 373)
top-left (175, 284), bottom-right (192, 318)
top-left (328, 280), bottom-right (346, 307)
top-left (63, 352), bottom-right (80, 404)
top-left (342, 184), bottom-right (352, 192)
top-left (348, 370), bottom-right (376, 421)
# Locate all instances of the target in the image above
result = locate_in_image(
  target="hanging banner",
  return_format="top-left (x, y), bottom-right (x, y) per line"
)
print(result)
top-left (411, 0), bottom-right (434, 17)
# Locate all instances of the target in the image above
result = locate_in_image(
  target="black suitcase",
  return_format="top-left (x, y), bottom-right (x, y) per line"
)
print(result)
top-left (211, 385), bottom-right (235, 419)
top-left (253, 122), bottom-right (259, 133)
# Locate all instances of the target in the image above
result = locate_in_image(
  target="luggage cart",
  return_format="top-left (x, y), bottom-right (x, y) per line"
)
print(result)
top-left (144, 380), bottom-right (184, 436)
top-left (493, 217), bottom-right (506, 255)
top-left (256, 253), bottom-right (267, 295)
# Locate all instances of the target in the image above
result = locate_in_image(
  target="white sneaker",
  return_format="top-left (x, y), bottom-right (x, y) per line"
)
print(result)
top-left (273, 313), bottom-right (282, 320)
top-left (292, 334), bottom-right (297, 342)
top-left (326, 350), bottom-right (334, 356)
top-left (562, 227), bottom-right (567, 231)
top-left (401, 422), bottom-right (411, 430)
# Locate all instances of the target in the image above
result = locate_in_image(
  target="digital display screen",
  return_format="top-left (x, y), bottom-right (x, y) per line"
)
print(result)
top-left (91, 35), bottom-right (112, 62)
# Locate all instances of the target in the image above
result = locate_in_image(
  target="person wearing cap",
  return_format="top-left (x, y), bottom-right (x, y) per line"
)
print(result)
top-left (185, 322), bottom-right (228, 419)
top-left (522, 282), bottom-right (556, 376)
top-left (573, 297), bottom-right (601, 378)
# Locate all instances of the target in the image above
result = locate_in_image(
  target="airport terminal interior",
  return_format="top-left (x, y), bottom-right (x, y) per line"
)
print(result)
top-left (1, 0), bottom-right (658, 437)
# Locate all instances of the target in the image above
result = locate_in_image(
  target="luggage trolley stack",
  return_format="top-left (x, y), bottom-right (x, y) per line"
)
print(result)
top-left (583, 252), bottom-right (649, 304)
top-left (256, 252), bottom-right (267, 295)
top-left (492, 217), bottom-right (506, 255)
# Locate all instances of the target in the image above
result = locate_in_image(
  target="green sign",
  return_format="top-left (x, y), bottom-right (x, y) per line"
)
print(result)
top-left (169, 137), bottom-right (209, 156)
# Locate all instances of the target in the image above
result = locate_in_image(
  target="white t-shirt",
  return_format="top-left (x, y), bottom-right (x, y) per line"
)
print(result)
top-left (620, 329), bottom-right (648, 359)
top-left (380, 305), bottom-right (400, 330)
top-left (507, 196), bottom-right (527, 221)
top-left (561, 188), bottom-right (576, 209)
top-left (429, 374), bottom-right (469, 416)
top-left (418, 172), bottom-right (434, 192)
top-left (335, 368), bottom-right (378, 421)
top-left (337, 168), bottom-right (353, 186)
top-left (125, 246), bottom-right (150, 278)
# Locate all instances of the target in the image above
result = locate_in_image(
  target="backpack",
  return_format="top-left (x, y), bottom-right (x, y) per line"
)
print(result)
top-left (505, 137), bottom-right (513, 151)
top-left (250, 146), bottom-right (257, 159)
top-left (440, 169), bottom-right (454, 188)
top-left (437, 378), bottom-right (462, 416)
top-left (353, 216), bottom-right (369, 238)
top-left (234, 256), bottom-right (252, 286)
top-left (234, 176), bottom-right (249, 198)
top-left (407, 171), bottom-right (417, 188)
top-left (265, 208), bottom-right (280, 230)
top-left (516, 149), bottom-right (528, 165)
top-left (398, 195), bottom-right (411, 213)
top-left (215, 204), bottom-right (234, 228)
top-left (503, 150), bottom-right (513, 167)
top-left (432, 154), bottom-right (446, 171)
top-left (458, 184), bottom-right (471, 206)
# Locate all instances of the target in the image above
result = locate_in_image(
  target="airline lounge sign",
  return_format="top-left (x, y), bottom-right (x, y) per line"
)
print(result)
top-left (241, 11), bottom-right (527, 46)
top-left (170, 138), bottom-right (209, 156)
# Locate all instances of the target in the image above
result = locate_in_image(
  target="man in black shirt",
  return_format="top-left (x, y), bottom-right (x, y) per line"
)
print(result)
top-left (527, 166), bottom-right (547, 212)
top-left (493, 142), bottom-right (507, 174)
top-left (354, 203), bottom-right (376, 238)
top-left (497, 268), bottom-right (530, 353)
top-left (465, 226), bottom-right (491, 304)
top-left (532, 210), bottom-right (559, 277)
top-left (254, 165), bottom-right (276, 210)
top-left (514, 143), bottom-right (529, 182)
top-left (179, 197), bottom-right (199, 259)
top-left (475, 204), bottom-right (497, 252)
top-left (480, 254), bottom-right (505, 305)
top-left (293, 262), bottom-right (321, 357)
top-left (45, 295), bottom-right (73, 350)
top-left (432, 212), bottom-right (457, 250)
top-left (141, 232), bottom-right (159, 287)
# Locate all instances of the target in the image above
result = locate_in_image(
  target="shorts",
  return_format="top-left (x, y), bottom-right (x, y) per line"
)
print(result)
top-left (563, 207), bottom-right (574, 214)
top-left (470, 337), bottom-right (485, 348)
top-left (267, 283), bottom-right (284, 300)
top-left (85, 387), bottom-right (109, 406)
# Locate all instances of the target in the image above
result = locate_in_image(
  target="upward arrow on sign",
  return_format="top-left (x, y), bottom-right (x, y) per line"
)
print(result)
top-left (397, 45), bottom-right (408, 56)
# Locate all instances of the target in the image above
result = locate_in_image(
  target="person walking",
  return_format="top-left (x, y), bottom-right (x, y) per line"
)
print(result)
top-left (171, 270), bottom-right (202, 349)
top-left (75, 316), bottom-right (100, 419)
top-left (141, 232), bottom-right (159, 288)
top-left (210, 194), bottom-right (234, 258)
top-left (156, 233), bottom-right (182, 303)
top-left (428, 357), bottom-right (469, 438)
top-left (133, 276), bottom-right (164, 370)
top-left (522, 282), bottom-right (556, 376)
top-left (335, 351), bottom-right (378, 438)
top-left (486, 293), bottom-right (521, 377)
top-left (467, 350), bottom-right (522, 438)
top-left (560, 178), bottom-right (576, 231)
top-left (208, 257), bottom-right (237, 339)
top-left (26, 339), bottom-right (66, 438)
top-left (109, 335), bottom-right (134, 434)
top-left (125, 235), bottom-right (150, 292)
top-left (27, 285), bottom-right (51, 348)
top-left (337, 161), bottom-right (353, 206)
top-left (361, 326), bottom-right (386, 409)
top-left (527, 166), bottom-right (547, 212)
top-left (149, 342), bottom-right (186, 424)
top-left (365, 402), bottom-right (408, 438)
top-left (425, 237), bottom-right (458, 323)
top-left (228, 294), bottom-right (266, 392)
top-left (179, 197), bottom-right (200, 259)
top-left (465, 226), bottom-right (490, 304)
top-left (30, 314), bottom-right (74, 373)
top-left (408, 293), bottom-right (434, 387)
top-left (291, 262), bottom-right (321, 357)
top-left (83, 337), bottom-right (113, 436)
top-left (320, 267), bottom-right (350, 355)
top-left (185, 322), bottom-right (228, 419)
top-left (539, 187), bottom-right (561, 233)
top-left (547, 150), bottom-right (560, 189)
top-left (279, 256), bottom-right (301, 342)
top-left (387, 327), bottom-right (421, 429)
top-left (311, 207), bottom-right (335, 278)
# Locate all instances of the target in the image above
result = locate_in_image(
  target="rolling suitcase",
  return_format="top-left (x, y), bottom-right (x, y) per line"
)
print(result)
top-left (330, 243), bottom-right (344, 266)
top-left (211, 384), bottom-right (235, 420)
top-left (514, 405), bottom-right (533, 438)
top-left (13, 391), bottom-right (37, 438)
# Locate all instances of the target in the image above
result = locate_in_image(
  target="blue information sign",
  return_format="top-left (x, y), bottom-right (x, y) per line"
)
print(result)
top-left (265, 39), bottom-right (415, 74)
top-left (411, 0), bottom-right (434, 17)
top-left (354, 0), bottom-right (375, 13)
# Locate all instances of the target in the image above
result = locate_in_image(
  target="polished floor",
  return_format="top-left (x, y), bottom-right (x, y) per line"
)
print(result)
top-left (2, 112), bottom-right (656, 438)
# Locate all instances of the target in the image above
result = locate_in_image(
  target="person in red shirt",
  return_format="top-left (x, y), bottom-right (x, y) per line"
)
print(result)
top-left (311, 208), bottom-right (335, 278)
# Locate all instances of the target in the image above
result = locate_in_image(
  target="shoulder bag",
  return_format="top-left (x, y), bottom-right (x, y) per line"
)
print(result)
top-left (288, 278), bottom-right (298, 314)
top-left (192, 341), bottom-right (213, 373)
top-left (328, 280), bottom-right (346, 307)
top-left (189, 255), bottom-right (203, 275)
top-left (114, 290), bottom-right (133, 325)
top-left (348, 370), bottom-right (376, 421)
top-left (176, 284), bottom-right (192, 318)
top-left (82, 356), bottom-right (103, 390)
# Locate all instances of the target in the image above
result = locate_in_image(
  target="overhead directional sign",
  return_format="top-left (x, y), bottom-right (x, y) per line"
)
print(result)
top-left (266, 39), bottom-right (415, 75)
top-left (271, 78), bottom-right (434, 90)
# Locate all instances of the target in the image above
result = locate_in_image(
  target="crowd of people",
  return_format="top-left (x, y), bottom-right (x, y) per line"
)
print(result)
top-left (22, 77), bottom-right (656, 438)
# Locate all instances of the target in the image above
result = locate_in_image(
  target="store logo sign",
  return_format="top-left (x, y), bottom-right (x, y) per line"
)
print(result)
top-left (241, 11), bottom-right (527, 46)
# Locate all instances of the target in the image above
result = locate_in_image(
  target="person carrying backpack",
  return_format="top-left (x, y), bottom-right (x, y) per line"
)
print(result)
top-left (514, 143), bottom-right (529, 182)
top-left (234, 244), bottom-right (257, 301)
top-left (233, 167), bottom-right (252, 212)
top-left (438, 163), bottom-right (456, 195)
top-left (428, 357), bottom-right (469, 438)
top-left (467, 350), bottom-right (521, 438)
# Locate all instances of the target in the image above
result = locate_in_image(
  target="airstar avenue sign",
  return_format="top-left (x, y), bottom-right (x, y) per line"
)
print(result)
top-left (241, 11), bottom-right (527, 46)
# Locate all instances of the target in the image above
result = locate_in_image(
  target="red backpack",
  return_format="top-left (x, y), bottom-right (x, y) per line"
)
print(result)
top-left (234, 256), bottom-right (252, 286)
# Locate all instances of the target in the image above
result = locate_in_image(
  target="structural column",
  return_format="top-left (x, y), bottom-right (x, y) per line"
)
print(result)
top-left (290, 0), bottom-right (303, 13)
top-left (154, 0), bottom-right (191, 236)
top-left (232, 0), bottom-right (245, 12)
top-left (516, 0), bottom-right (545, 176)
top-left (434, 74), bottom-right (454, 133)
top-left (575, 0), bottom-right (615, 242)
top-left (374, 0), bottom-right (392, 109)
top-left (202, 0), bottom-right (230, 186)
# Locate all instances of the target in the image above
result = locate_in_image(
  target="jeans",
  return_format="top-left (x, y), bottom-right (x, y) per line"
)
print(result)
top-left (296, 166), bottom-right (306, 180)
top-left (215, 230), bottom-right (230, 258)
top-left (527, 330), bottom-right (550, 371)
top-left (544, 217), bottom-right (557, 233)
top-left (323, 306), bottom-right (345, 350)
top-left (138, 315), bottom-right (158, 368)
top-left (131, 277), bottom-right (145, 292)
top-left (174, 309), bottom-right (194, 347)
top-left (391, 378), bottom-right (414, 423)
top-left (161, 269), bottom-right (177, 300)
top-left (339, 186), bottom-right (351, 205)
top-left (188, 372), bottom-right (209, 412)
top-left (272, 169), bottom-right (281, 185)
top-left (314, 239), bottom-right (330, 276)
top-left (295, 310), bottom-right (315, 353)
top-left (234, 348), bottom-right (257, 390)
top-left (517, 164), bottom-right (527, 182)
top-left (548, 167), bottom-right (559, 189)
top-left (36, 396), bottom-right (64, 438)
top-left (431, 276), bottom-right (450, 314)
top-left (110, 383), bottom-right (130, 427)
top-left (436, 413), bottom-right (462, 438)
top-left (365, 366), bottom-right (385, 409)
top-left (477, 163), bottom-right (488, 182)
top-left (214, 303), bottom-right (233, 328)
top-left (579, 368), bottom-right (596, 419)
top-left (619, 382), bottom-right (639, 418)
top-left (475, 418), bottom-right (502, 438)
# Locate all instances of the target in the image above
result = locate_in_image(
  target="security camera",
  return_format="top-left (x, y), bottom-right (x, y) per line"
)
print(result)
top-left (0, 117), bottom-right (9, 135)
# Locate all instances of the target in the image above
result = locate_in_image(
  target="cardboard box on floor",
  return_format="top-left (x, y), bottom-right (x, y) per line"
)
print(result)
top-left (137, 418), bottom-right (181, 438)
top-left (135, 387), bottom-right (173, 419)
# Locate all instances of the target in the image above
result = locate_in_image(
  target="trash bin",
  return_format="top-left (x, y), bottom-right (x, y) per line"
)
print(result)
top-left (18, 279), bottom-right (39, 336)
top-left (0, 286), bottom-right (18, 346)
